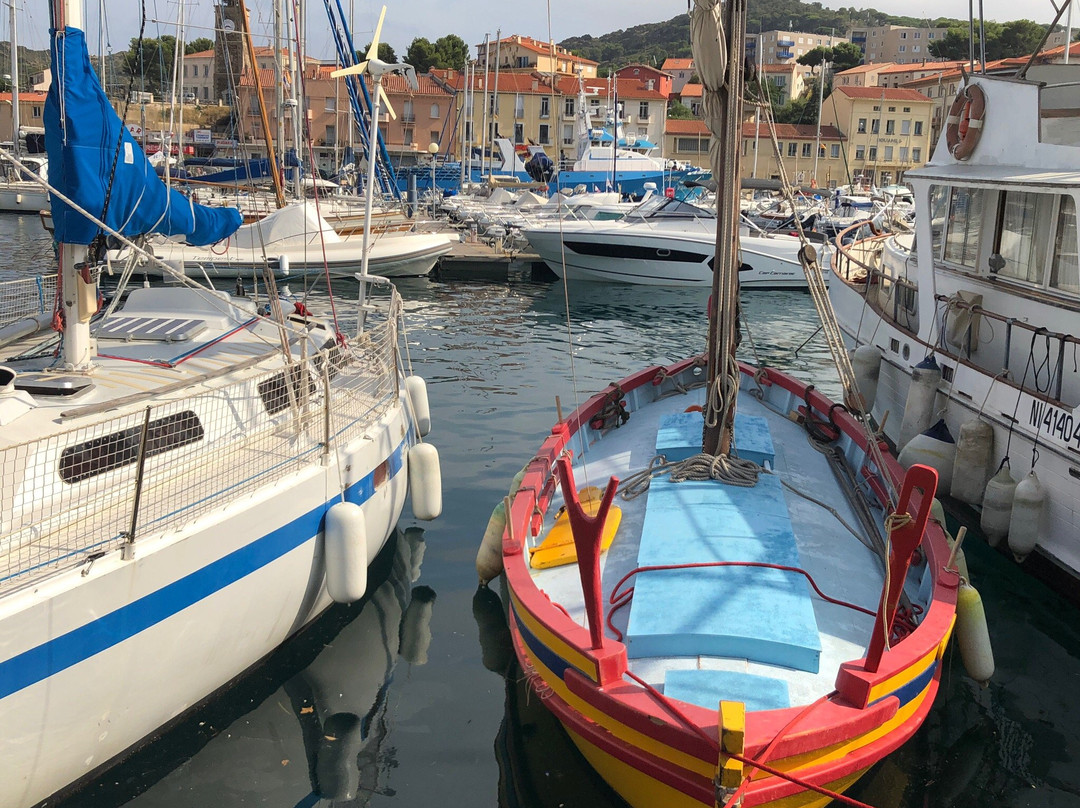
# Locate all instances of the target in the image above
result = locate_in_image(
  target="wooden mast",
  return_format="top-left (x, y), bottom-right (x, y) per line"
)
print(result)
top-left (701, 0), bottom-right (747, 456)
top-left (238, 0), bottom-right (287, 209)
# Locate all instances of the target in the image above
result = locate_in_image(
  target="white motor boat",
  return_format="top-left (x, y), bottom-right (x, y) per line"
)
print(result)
top-left (524, 196), bottom-right (830, 288)
top-left (829, 66), bottom-right (1080, 585)
top-left (130, 201), bottom-right (454, 279)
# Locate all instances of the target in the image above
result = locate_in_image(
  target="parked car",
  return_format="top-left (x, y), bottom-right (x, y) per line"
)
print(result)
top-left (182, 93), bottom-right (197, 104)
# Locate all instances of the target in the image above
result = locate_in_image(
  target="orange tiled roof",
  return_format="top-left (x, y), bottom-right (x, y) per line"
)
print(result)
top-left (662, 58), bottom-right (694, 71)
top-left (833, 85), bottom-right (932, 102)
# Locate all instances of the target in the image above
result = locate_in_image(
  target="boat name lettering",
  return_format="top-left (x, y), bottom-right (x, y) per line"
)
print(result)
top-left (1028, 398), bottom-right (1080, 449)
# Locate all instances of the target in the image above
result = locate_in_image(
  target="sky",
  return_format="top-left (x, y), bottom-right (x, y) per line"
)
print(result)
top-left (16, 0), bottom-right (1068, 62)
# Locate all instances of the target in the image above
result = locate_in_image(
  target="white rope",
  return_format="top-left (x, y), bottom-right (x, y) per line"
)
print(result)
top-left (754, 91), bottom-right (898, 509)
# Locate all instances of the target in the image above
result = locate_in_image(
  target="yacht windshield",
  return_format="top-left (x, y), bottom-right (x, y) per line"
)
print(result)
top-left (628, 197), bottom-right (715, 221)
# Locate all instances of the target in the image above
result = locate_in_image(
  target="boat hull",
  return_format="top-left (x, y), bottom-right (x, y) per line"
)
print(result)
top-left (830, 272), bottom-right (1080, 580)
top-left (0, 402), bottom-right (412, 808)
top-left (525, 227), bottom-right (825, 288)
top-left (0, 185), bottom-right (50, 213)
top-left (145, 233), bottom-right (454, 279)
top-left (499, 358), bottom-right (957, 808)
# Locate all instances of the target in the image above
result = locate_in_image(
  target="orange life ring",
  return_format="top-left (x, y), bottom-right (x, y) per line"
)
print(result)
top-left (945, 84), bottom-right (985, 161)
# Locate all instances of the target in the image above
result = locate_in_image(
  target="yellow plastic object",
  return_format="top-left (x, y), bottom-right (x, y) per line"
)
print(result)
top-left (530, 487), bottom-right (621, 569)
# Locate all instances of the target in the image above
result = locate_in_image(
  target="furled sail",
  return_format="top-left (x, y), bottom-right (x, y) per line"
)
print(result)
top-left (45, 27), bottom-right (242, 247)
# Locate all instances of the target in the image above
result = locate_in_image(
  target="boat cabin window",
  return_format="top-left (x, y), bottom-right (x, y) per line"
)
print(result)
top-left (1051, 196), bottom-right (1079, 294)
top-left (59, 411), bottom-right (204, 484)
top-left (258, 367), bottom-right (319, 415)
top-left (991, 191), bottom-right (1054, 285)
top-left (929, 185), bottom-right (948, 259)
top-left (943, 186), bottom-right (985, 268)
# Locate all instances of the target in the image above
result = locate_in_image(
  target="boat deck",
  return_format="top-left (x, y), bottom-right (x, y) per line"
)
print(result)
top-left (529, 382), bottom-right (887, 709)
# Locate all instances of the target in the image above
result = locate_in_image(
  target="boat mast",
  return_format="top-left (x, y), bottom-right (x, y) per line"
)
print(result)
top-left (274, 0), bottom-right (286, 180)
top-left (290, 0), bottom-right (303, 198)
top-left (490, 28), bottom-right (501, 182)
top-left (238, 0), bottom-right (286, 208)
top-left (49, 0), bottom-right (93, 370)
top-left (479, 33), bottom-right (489, 179)
top-left (9, 0), bottom-right (19, 159)
top-left (699, 0), bottom-right (747, 457)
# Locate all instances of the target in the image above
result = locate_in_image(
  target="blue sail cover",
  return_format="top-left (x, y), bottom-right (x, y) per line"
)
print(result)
top-left (45, 27), bottom-right (241, 246)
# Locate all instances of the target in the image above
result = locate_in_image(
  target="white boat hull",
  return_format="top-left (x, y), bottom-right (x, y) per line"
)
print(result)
top-left (526, 226), bottom-right (827, 288)
top-left (146, 232), bottom-right (454, 279)
top-left (830, 276), bottom-right (1080, 579)
top-left (0, 402), bottom-right (412, 808)
top-left (0, 185), bottom-right (50, 213)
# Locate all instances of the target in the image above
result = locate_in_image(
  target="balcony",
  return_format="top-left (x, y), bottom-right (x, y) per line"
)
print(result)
top-left (777, 39), bottom-right (795, 47)
top-left (776, 50), bottom-right (794, 60)
top-left (851, 35), bottom-right (866, 43)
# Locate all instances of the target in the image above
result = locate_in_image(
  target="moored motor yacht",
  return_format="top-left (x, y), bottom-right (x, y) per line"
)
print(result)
top-left (524, 195), bottom-right (830, 288)
top-left (829, 64), bottom-right (1080, 584)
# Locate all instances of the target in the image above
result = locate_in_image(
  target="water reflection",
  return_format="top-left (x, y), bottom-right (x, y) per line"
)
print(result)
top-left (471, 584), bottom-right (628, 808)
top-left (58, 528), bottom-right (434, 808)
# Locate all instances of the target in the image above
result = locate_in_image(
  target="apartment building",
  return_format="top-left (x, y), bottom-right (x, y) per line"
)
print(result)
top-left (477, 35), bottom-right (598, 79)
top-left (847, 25), bottom-right (950, 65)
top-left (613, 65), bottom-right (673, 100)
top-left (184, 47), bottom-right (318, 105)
top-left (661, 57), bottom-right (695, 94)
top-left (435, 69), bottom-right (668, 164)
top-left (833, 62), bottom-right (895, 88)
top-left (751, 30), bottom-right (850, 67)
top-left (663, 118), bottom-right (846, 185)
top-left (235, 65), bottom-right (456, 171)
top-left (759, 62), bottom-right (807, 104)
top-left (820, 85), bottom-right (933, 186)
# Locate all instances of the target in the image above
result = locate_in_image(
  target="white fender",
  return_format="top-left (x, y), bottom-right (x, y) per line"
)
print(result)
top-left (981, 465), bottom-right (1017, 547)
top-left (898, 420), bottom-right (956, 494)
top-left (324, 501), bottom-right (368, 604)
top-left (476, 501), bottom-right (506, 585)
top-left (898, 356), bottom-right (941, 451)
top-left (278, 254), bottom-right (290, 276)
top-left (1008, 471), bottom-right (1045, 562)
top-left (409, 441), bottom-right (442, 520)
top-left (850, 344), bottom-right (881, 413)
top-left (405, 375), bottom-right (431, 437)
top-left (951, 420), bottom-right (993, 506)
top-left (956, 580), bottom-right (994, 685)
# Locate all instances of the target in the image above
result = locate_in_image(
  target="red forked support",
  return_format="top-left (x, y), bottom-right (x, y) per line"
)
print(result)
top-left (554, 455), bottom-right (619, 651)
top-left (864, 463), bottom-right (938, 673)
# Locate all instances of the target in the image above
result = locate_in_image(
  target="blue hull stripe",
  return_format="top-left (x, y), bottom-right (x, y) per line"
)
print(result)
top-left (510, 599), bottom-right (576, 683)
top-left (0, 438), bottom-right (407, 701)
top-left (870, 658), bottom-right (938, 709)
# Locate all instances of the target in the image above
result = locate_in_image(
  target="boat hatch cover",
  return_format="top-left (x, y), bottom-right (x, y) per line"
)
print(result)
top-left (95, 316), bottom-right (208, 343)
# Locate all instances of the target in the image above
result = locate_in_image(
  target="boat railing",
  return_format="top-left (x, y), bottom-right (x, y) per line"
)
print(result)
top-left (0, 274), bottom-right (56, 331)
top-left (933, 292), bottom-right (1080, 404)
top-left (0, 290), bottom-right (403, 592)
top-left (835, 223), bottom-right (1080, 406)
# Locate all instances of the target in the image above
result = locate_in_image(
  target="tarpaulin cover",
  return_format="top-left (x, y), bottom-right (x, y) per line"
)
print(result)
top-left (45, 27), bottom-right (241, 246)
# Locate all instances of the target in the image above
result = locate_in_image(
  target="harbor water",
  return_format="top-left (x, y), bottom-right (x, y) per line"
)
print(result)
top-left (2, 214), bottom-right (1079, 808)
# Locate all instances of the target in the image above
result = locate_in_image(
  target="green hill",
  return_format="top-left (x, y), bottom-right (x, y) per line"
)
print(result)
top-left (557, 1), bottom-right (967, 72)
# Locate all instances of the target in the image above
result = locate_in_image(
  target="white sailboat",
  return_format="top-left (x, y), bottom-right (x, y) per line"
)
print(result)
top-left (0, 5), bottom-right (441, 807)
top-left (0, 0), bottom-right (50, 214)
